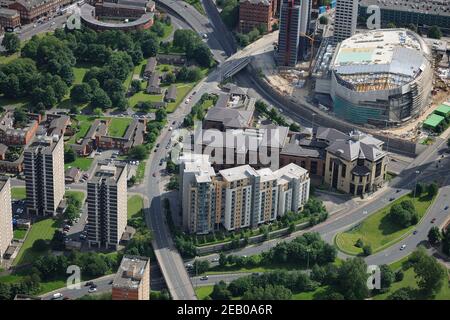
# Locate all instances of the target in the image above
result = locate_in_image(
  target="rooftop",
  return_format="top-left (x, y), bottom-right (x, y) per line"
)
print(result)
top-left (219, 165), bottom-right (258, 182)
top-left (0, 175), bottom-right (9, 192)
top-left (89, 162), bottom-right (127, 184)
top-left (333, 29), bottom-right (431, 91)
top-left (113, 255), bottom-right (149, 290)
top-left (423, 113), bottom-right (445, 128)
top-left (26, 135), bottom-right (61, 155)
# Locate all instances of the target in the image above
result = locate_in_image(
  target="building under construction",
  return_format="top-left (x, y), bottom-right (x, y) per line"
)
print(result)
top-left (314, 29), bottom-right (433, 126)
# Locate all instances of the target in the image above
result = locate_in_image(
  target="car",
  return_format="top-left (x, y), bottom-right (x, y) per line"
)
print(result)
top-left (51, 21), bottom-right (55, 26)
top-left (413, 230), bottom-right (418, 235)
top-left (152, 172), bottom-right (156, 177)
top-left (169, 127), bottom-right (173, 131)
top-left (192, 91), bottom-right (196, 95)
top-left (185, 263), bottom-right (193, 269)
top-left (396, 189), bottom-right (400, 193)
top-left (389, 197), bottom-right (395, 201)
top-left (159, 160), bottom-right (163, 166)
top-left (431, 218), bottom-right (436, 223)
top-left (172, 121), bottom-right (176, 125)
top-left (52, 293), bottom-right (63, 299)
top-left (156, 143), bottom-right (160, 148)
top-left (211, 258), bottom-right (219, 262)
top-left (79, 234), bottom-right (87, 240)
top-left (85, 281), bottom-right (94, 287)
top-left (400, 244), bottom-right (406, 250)
top-left (88, 287), bottom-right (97, 293)
top-left (165, 145), bottom-right (170, 149)
top-left (200, 276), bottom-right (209, 281)
top-left (33, 24), bottom-right (37, 28)
top-left (444, 205), bottom-right (449, 210)
top-left (202, 33), bottom-right (208, 39)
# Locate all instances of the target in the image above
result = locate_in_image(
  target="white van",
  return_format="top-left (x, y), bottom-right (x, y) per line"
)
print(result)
top-left (52, 293), bottom-right (63, 299)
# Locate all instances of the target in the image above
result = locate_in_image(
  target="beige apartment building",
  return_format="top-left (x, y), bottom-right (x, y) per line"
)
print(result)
top-left (112, 255), bottom-right (150, 300)
top-left (180, 154), bottom-right (310, 234)
top-left (24, 136), bottom-right (65, 216)
top-left (0, 176), bottom-right (13, 263)
top-left (87, 163), bottom-right (127, 250)
top-left (324, 133), bottom-right (387, 196)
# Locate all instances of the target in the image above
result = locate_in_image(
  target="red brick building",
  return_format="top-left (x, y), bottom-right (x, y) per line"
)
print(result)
top-left (239, 0), bottom-right (274, 34)
top-left (0, 8), bottom-right (21, 30)
top-left (9, 0), bottom-right (71, 24)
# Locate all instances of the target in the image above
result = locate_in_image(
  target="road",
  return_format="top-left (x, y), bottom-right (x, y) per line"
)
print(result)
top-left (187, 131), bottom-right (450, 269)
top-left (156, 0), bottom-right (235, 62)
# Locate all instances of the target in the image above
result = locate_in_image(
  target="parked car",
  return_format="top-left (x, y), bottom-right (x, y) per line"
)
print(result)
top-left (88, 287), bottom-right (97, 293)
top-left (200, 276), bottom-right (209, 281)
top-left (400, 244), bottom-right (406, 250)
top-left (431, 218), bottom-right (436, 223)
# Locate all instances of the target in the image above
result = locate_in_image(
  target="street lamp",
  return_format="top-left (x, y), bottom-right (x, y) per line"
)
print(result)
top-left (413, 170), bottom-right (420, 198)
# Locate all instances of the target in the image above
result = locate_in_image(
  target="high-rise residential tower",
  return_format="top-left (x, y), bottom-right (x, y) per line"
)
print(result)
top-left (24, 136), bottom-right (65, 216)
top-left (276, 0), bottom-right (301, 67)
top-left (87, 163), bottom-right (127, 250)
top-left (298, 0), bottom-right (311, 60)
top-left (333, 0), bottom-right (358, 43)
top-left (0, 176), bottom-right (12, 263)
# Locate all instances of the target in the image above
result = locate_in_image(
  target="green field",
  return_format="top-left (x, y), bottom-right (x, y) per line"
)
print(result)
top-left (166, 83), bottom-right (196, 112)
top-left (128, 195), bottom-right (144, 219)
top-left (373, 257), bottom-right (450, 300)
top-left (13, 229), bottom-right (27, 240)
top-left (64, 157), bottom-right (93, 171)
top-left (129, 91), bottom-right (164, 108)
top-left (11, 187), bottom-right (26, 200)
top-left (65, 190), bottom-right (85, 204)
top-left (13, 218), bottom-right (59, 266)
top-left (67, 118), bottom-right (92, 144)
top-left (336, 194), bottom-right (435, 255)
top-left (135, 161), bottom-right (146, 183)
top-left (108, 117), bottom-right (133, 137)
top-left (195, 286), bottom-right (214, 300)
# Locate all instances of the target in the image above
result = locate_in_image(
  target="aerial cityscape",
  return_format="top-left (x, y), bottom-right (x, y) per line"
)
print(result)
top-left (0, 0), bottom-right (448, 305)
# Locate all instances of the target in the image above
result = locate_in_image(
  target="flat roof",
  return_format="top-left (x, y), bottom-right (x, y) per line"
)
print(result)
top-left (435, 104), bottom-right (450, 116)
top-left (113, 255), bottom-right (149, 290)
top-left (333, 29), bottom-right (430, 91)
top-left (423, 114), bottom-right (445, 128)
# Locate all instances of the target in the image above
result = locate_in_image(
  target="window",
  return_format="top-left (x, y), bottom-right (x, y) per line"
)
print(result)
top-left (341, 164), bottom-right (346, 178)
top-left (375, 161), bottom-right (382, 177)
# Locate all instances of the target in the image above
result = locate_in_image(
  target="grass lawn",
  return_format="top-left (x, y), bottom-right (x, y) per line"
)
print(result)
top-left (128, 195), bottom-right (144, 219)
top-left (64, 157), bottom-right (93, 171)
top-left (335, 193), bottom-right (435, 255)
top-left (129, 91), bottom-right (164, 108)
top-left (166, 83), bottom-right (196, 112)
top-left (373, 258), bottom-right (450, 300)
top-left (13, 229), bottom-right (27, 240)
top-left (67, 119), bottom-right (92, 144)
top-left (11, 187), bottom-right (26, 200)
top-left (65, 190), bottom-right (85, 204)
top-left (108, 117), bottom-right (133, 137)
top-left (135, 161), bottom-right (146, 183)
top-left (13, 218), bottom-right (59, 266)
top-left (184, 0), bottom-right (205, 14)
top-left (195, 285), bottom-right (214, 299)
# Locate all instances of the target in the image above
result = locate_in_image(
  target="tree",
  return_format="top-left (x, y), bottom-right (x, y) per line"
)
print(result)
top-left (427, 182), bottom-right (438, 198)
top-left (388, 200), bottom-right (418, 228)
top-left (93, 108), bottom-right (103, 116)
top-left (2, 33), bottom-right (20, 54)
top-left (219, 252), bottom-right (227, 267)
top-left (387, 287), bottom-right (416, 300)
top-left (130, 79), bottom-right (141, 95)
top-left (410, 248), bottom-right (446, 297)
top-left (91, 88), bottom-right (112, 110)
top-left (128, 145), bottom-right (147, 160)
top-left (442, 226), bottom-right (450, 256)
top-left (427, 26), bottom-right (442, 39)
top-left (289, 123), bottom-right (300, 132)
top-left (70, 83), bottom-right (92, 104)
top-left (379, 264), bottom-right (394, 292)
top-left (428, 226), bottom-right (442, 245)
top-left (335, 258), bottom-right (369, 300)
top-left (362, 245), bottom-right (372, 256)
top-left (155, 108), bottom-right (167, 122)
top-left (32, 239), bottom-right (48, 252)
top-left (64, 148), bottom-right (77, 163)
top-left (319, 16), bottom-right (328, 25)
top-left (210, 281), bottom-right (231, 300)
top-left (193, 259), bottom-right (210, 275)
top-left (415, 182), bottom-right (424, 197)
